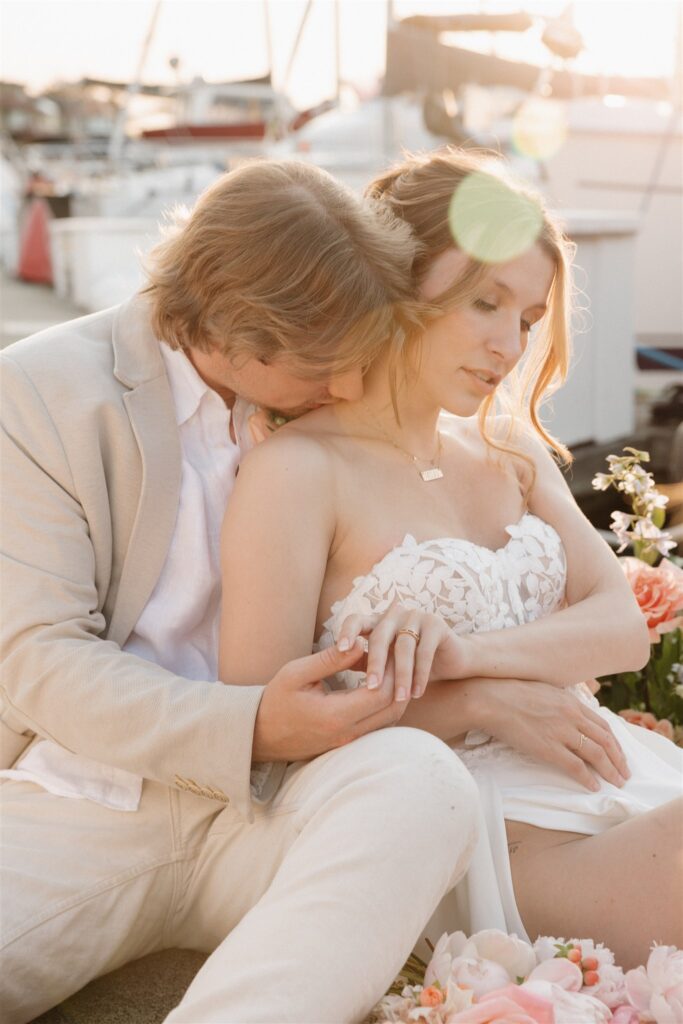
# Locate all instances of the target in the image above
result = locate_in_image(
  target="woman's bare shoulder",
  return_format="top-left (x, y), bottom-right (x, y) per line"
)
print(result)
top-left (234, 412), bottom-right (343, 505)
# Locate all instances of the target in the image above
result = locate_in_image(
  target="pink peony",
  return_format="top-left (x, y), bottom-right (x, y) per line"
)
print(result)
top-left (425, 930), bottom-right (535, 991)
top-left (625, 945), bottom-right (683, 1023)
top-left (447, 993), bottom-right (550, 1024)
top-left (527, 958), bottom-right (583, 991)
top-left (611, 1006), bottom-right (642, 1024)
top-left (447, 957), bottom-right (511, 999)
top-left (523, 980), bottom-right (611, 1023)
top-left (621, 557), bottom-right (683, 641)
top-left (586, 963), bottom-right (627, 1009)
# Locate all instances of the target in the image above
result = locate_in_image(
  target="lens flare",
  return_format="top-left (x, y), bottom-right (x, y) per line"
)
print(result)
top-left (448, 171), bottom-right (543, 264)
top-left (512, 98), bottom-right (568, 160)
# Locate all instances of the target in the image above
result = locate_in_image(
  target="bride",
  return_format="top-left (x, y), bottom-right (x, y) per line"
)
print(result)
top-left (219, 149), bottom-right (682, 966)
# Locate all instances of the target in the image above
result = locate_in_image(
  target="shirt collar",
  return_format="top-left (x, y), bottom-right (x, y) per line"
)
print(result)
top-left (159, 342), bottom-right (219, 427)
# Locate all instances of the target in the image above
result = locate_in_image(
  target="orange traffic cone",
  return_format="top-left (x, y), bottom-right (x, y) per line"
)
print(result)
top-left (18, 198), bottom-right (53, 284)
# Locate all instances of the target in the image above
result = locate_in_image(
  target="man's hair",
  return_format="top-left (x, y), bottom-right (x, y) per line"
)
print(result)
top-left (143, 160), bottom-right (424, 379)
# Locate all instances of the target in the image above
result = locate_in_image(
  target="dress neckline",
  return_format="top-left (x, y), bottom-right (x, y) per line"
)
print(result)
top-left (396, 511), bottom-right (542, 560)
top-left (323, 512), bottom-right (561, 628)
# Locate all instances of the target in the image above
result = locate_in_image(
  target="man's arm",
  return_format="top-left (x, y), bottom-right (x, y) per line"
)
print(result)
top-left (0, 354), bottom-right (270, 817)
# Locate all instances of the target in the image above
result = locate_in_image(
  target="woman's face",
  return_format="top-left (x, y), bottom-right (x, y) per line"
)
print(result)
top-left (411, 242), bottom-right (555, 417)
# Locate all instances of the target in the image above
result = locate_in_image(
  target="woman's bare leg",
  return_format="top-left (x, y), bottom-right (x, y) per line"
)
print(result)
top-left (506, 796), bottom-right (683, 969)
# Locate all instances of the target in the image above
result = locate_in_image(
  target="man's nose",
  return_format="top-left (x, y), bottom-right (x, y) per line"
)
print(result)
top-left (327, 368), bottom-right (364, 401)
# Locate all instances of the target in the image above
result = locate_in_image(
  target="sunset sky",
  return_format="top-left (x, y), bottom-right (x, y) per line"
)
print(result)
top-left (2, 0), bottom-right (681, 110)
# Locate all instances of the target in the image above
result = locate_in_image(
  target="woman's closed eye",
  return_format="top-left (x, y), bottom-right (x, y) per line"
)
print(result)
top-left (474, 298), bottom-right (533, 333)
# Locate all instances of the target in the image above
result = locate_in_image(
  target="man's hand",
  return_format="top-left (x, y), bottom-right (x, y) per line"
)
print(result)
top-left (251, 641), bottom-right (406, 763)
top-left (474, 679), bottom-right (631, 791)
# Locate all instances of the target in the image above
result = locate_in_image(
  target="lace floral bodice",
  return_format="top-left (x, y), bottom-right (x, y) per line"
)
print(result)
top-left (318, 513), bottom-right (583, 771)
top-left (320, 513), bottom-right (566, 645)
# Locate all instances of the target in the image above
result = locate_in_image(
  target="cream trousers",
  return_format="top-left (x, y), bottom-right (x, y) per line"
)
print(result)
top-left (0, 727), bottom-right (478, 1024)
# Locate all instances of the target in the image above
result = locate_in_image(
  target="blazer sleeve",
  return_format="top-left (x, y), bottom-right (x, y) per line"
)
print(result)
top-left (0, 354), bottom-right (268, 822)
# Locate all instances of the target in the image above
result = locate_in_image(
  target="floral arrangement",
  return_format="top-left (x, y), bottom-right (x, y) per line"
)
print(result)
top-left (592, 449), bottom-right (683, 740)
top-left (370, 929), bottom-right (683, 1024)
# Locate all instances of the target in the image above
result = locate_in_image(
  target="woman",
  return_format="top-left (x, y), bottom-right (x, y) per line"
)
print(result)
top-left (219, 149), bottom-right (682, 966)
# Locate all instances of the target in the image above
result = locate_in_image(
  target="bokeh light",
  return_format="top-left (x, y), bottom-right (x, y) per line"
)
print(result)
top-left (448, 171), bottom-right (543, 264)
top-left (512, 97), bottom-right (568, 160)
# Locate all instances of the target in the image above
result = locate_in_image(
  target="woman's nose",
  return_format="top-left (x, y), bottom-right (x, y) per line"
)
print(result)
top-left (489, 316), bottom-right (525, 366)
top-left (327, 368), bottom-right (364, 401)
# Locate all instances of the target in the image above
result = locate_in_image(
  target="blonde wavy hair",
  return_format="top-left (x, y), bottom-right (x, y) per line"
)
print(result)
top-left (365, 148), bottom-right (575, 469)
top-left (142, 159), bottom-right (425, 381)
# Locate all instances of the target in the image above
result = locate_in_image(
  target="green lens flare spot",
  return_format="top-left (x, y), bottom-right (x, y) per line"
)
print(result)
top-left (512, 98), bottom-right (568, 161)
top-left (448, 171), bottom-right (543, 264)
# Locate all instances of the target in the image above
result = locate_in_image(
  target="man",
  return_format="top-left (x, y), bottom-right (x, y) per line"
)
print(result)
top-left (0, 160), bottom-right (480, 1023)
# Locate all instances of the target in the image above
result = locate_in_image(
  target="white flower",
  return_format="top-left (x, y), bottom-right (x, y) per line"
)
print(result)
top-left (610, 510), bottom-right (636, 551)
top-left (425, 932), bottom-right (468, 989)
top-left (567, 938), bottom-right (616, 969)
top-left (533, 935), bottom-right (567, 963)
top-left (447, 956), bottom-right (511, 998)
top-left (592, 473), bottom-right (613, 491)
top-left (588, 963), bottom-right (627, 1009)
top-left (463, 929), bottom-right (537, 980)
top-left (425, 929), bottom-right (536, 994)
top-left (631, 518), bottom-right (677, 557)
top-left (625, 945), bottom-right (683, 1024)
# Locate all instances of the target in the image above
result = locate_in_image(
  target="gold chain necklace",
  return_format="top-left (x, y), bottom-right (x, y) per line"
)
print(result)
top-left (360, 401), bottom-right (444, 482)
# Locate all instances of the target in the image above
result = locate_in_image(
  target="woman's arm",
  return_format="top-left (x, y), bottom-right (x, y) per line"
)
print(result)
top-left (399, 677), bottom-right (630, 790)
top-left (447, 433), bottom-right (651, 686)
top-left (219, 430), bottom-right (335, 685)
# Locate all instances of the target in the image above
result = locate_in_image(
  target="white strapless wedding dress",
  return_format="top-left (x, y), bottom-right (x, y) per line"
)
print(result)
top-left (318, 513), bottom-right (683, 940)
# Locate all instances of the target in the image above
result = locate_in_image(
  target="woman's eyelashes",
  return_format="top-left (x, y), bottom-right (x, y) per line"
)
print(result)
top-left (473, 298), bottom-right (533, 333)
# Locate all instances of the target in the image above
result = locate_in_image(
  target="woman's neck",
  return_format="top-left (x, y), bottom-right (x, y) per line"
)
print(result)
top-left (344, 366), bottom-right (443, 461)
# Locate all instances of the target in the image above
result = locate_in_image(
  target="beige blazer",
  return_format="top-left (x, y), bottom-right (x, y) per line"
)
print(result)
top-left (0, 295), bottom-right (273, 821)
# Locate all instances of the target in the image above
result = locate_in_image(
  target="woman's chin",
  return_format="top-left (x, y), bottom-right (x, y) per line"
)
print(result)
top-left (440, 394), bottom-right (487, 418)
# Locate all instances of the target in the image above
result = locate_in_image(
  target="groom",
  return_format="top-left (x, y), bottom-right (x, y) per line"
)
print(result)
top-left (0, 160), bottom-right (481, 1023)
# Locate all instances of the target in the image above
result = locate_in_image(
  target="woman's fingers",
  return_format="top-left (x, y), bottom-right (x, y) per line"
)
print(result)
top-left (572, 707), bottom-right (630, 785)
top-left (336, 606), bottom-right (449, 700)
top-left (554, 747), bottom-right (602, 792)
top-left (581, 705), bottom-right (631, 779)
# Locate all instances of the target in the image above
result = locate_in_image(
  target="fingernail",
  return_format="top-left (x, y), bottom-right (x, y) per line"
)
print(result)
top-left (413, 687), bottom-right (423, 699)
top-left (338, 638), bottom-right (350, 652)
top-left (396, 688), bottom-right (408, 702)
top-left (366, 673), bottom-right (379, 690)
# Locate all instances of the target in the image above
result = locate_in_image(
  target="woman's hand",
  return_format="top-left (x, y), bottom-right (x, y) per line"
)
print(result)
top-left (473, 679), bottom-right (631, 791)
top-left (336, 601), bottom-right (465, 702)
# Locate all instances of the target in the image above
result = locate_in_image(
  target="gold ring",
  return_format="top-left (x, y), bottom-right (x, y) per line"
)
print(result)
top-left (577, 732), bottom-right (587, 753)
top-left (396, 628), bottom-right (420, 644)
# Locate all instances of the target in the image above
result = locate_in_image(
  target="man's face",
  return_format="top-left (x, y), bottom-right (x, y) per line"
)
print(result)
top-left (188, 347), bottom-right (363, 416)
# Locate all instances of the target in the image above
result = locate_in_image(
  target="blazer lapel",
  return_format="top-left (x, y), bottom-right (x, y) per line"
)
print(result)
top-left (106, 297), bottom-right (182, 648)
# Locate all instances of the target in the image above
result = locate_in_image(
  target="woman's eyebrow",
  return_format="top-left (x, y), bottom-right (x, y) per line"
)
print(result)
top-left (493, 279), bottom-right (546, 310)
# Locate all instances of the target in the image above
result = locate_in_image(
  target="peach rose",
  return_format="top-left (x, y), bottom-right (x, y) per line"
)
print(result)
top-left (621, 557), bottom-right (683, 641)
top-left (618, 709), bottom-right (675, 741)
top-left (419, 986), bottom-right (444, 1008)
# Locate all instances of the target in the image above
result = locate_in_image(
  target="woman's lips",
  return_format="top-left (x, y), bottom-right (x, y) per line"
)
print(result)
top-left (461, 368), bottom-right (499, 394)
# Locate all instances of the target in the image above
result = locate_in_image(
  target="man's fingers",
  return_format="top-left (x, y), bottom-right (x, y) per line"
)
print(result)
top-left (280, 640), bottom-right (366, 687)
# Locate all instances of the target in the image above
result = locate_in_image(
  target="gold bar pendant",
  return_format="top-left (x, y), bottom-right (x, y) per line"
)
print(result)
top-left (420, 468), bottom-right (444, 481)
